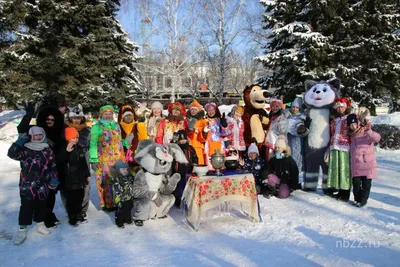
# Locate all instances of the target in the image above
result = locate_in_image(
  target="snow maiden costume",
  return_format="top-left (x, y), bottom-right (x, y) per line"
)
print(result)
top-left (327, 98), bottom-right (352, 201)
top-left (225, 105), bottom-right (246, 158)
top-left (303, 79), bottom-right (339, 192)
top-left (131, 140), bottom-right (188, 226)
top-left (286, 97), bottom-right (308, 184)
top-left (89, 105), bottom-right (125, 210)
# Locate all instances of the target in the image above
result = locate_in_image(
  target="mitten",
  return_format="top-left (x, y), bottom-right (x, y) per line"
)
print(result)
top-left (91, 163), bottom-right (98, 172)
top-left (168, 173), bottom-right (181, 189)
top-left (220, 113), bottom-right (227, 128)
top-left (15, 133), bottom-right (31, 147)
top-left (188, 118), bottom-right (197, 131)
top-left (49, 177), bottom-right (59, 189)
top-left (23, 101), bottom-right (35, 117)
top-left (125, 133), bottom-right (134, 145)
top-left (203, 126), bottom-right (210, 133)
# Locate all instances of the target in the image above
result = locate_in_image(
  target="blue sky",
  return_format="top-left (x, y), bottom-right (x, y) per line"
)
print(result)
top-left (116, 1), bottom-right (265, 56)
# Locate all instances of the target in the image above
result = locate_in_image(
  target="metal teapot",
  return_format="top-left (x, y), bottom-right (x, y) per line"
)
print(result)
top-left (210, 149), bottom-right (225, 176)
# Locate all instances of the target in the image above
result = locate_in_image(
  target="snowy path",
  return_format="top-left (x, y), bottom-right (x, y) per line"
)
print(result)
top-left (0, 141), bottom-right (399, 267)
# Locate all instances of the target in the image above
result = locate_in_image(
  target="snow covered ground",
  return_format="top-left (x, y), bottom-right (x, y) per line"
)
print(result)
top-left (0, 110), bottom-right (399, 266)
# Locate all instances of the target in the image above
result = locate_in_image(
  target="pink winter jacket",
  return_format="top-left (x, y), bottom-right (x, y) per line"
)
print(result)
top-left (350, 129), bottom-right (381, 179)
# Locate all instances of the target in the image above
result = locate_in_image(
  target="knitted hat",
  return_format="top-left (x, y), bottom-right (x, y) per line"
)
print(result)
top-left (291, 98), bottom-right (303, 108)
top-left (99, 105), bottom-right (115, 116)
top-left (275, 135), bottom-right (287, 150)
top-left (65, 127), bottom-right (79, 141)
top-left (29, 126), bottom-right (46, 142)
top-left (68, 104), bottom-right (84, 117)
top-left (114, 160), bottom-right (129, 174)
top-left (347, 113), bottom-right (358, 125)
top-left (123, 110), bottom-right (133, 118)
top-left (176, 129), bottom-right (187, 140)
top-left (247, 143), bottom-right (259, 156)
top-left (189, 100), bottom-right (203, 111)
top-left (151, 101), bottom-right (163, 111)
top-left (333, 98), bottom-right (351, 109)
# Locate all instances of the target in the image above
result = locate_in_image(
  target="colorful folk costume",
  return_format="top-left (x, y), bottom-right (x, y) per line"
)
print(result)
top-left (118, 104), bottom-right (137, 165)
top-left (302, 79), bottom-right (340, 192)
top-left (89, 105), bottom-right (125, 210)
top-left (195, 102), bottom-right (229, 168)
top-left (225, 105), bottom-right (246, 158)
top-left (155, 102), bottom-right (188, 145)
top-left (187, 100), bottom-right (206, 165)
top-left (327, 98), bottom-right (352, 201)
top-left (286, 98), bottom-right (308, 183)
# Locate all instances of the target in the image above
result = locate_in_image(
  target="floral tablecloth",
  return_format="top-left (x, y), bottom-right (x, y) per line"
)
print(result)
top-left (182, 173), bottom-right (262, 231)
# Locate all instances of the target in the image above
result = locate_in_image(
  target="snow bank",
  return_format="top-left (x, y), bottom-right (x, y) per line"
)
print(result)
top-left (0, 110), bottom-right (25, 142)
top-left (371, 112), bottom-right (400, 127)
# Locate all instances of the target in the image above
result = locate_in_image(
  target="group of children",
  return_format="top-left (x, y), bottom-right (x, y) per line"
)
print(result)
top-left (7, 97), bottom-right (381, 246)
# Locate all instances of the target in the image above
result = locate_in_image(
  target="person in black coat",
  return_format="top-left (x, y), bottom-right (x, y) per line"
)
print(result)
top-left (63, 104), bottom-right (91, 217)
top-left (58, 127), bottom-right (90, 226)
top-left (171, 130), bottom-right (198, 207)
top-left (262, 135), bottom-right (299, 199)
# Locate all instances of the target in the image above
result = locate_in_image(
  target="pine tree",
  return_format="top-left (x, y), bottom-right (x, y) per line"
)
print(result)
top-left (257, 0), bottom-right (333, 101)
top-left (0, 0), bottom-right (141, 110)
top-left (331, 0), bottom-right (400, 112)
top-left (258, 0), bottom-right (400, 110)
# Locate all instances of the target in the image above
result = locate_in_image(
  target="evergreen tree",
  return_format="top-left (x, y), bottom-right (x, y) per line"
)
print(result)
top-left (0, 0), bottom-right (140, 109)
top-left (258, 0), bottom-right (400, 110)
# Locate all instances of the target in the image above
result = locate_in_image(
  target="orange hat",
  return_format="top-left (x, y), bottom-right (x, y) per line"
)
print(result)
top-left (65, 127), bottom-right (79, 141)
top-left (189, 100), bottom-right (203, 111)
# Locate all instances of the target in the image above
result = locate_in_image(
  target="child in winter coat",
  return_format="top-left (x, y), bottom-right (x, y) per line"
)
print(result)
top-left (58, 127), bottom-right (90, 226)
top-left (239, 143), bottom-right (265, 194)
top-left (7, 126), bottom-right (59, 245)
top-left (261, 135), bottom-right (299, 199)
top-left (171, 130), bottom-right (198, 207)
top-left (347, 114), bottom-right (381, 207)
top-left (110, 160), bottom-right (135, 228)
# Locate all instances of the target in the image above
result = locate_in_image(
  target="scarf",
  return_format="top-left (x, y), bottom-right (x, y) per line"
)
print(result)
top-left (98, 118), bottom-right (117, 130)
top-left (65, 121), bottom-right (88, 132)
top-left (24, 142), bottom-right (49, 151)
top-left (120, 121), bottom-right (134, 135)
top-left (289, 110), bottom-right (301, 116)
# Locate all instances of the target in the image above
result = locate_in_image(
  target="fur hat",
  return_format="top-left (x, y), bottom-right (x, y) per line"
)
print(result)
top-left (291, 98), bottom-right (303, 108)
top-left (151, 101), bottom-right (163, 111)
top-left (65, 127), bottom-right (79, 141)
top-left (114, 160), bottom-right (129, 174)
top-left (275, 135), bottom-right (288, 152)
top-left (247, 143), bottom-right (259, 156)
top-left (29, 126), bottom-right (46, 142)
top-left (347, 113), bottom-right (358, 125)
top-left (122, 108), bottom-right (134, 118)
top-left (189, 100), bottom-right (203, 111)
top-left (270, 98), bottom-right (283, 107)
top-left (333, 98), bottom-right (351, 109)
top-left (167, 102), bottom-right (186, 116)
top-left (68, 104), bottom-right (84, 117)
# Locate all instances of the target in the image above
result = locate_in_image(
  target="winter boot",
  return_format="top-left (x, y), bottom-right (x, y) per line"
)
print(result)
top-left (14, 228), bottom-right (27, 245)
top-left (134, 220), bottom-right (144, 227)
top-left (36, 222), bottom-right (50, 235)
